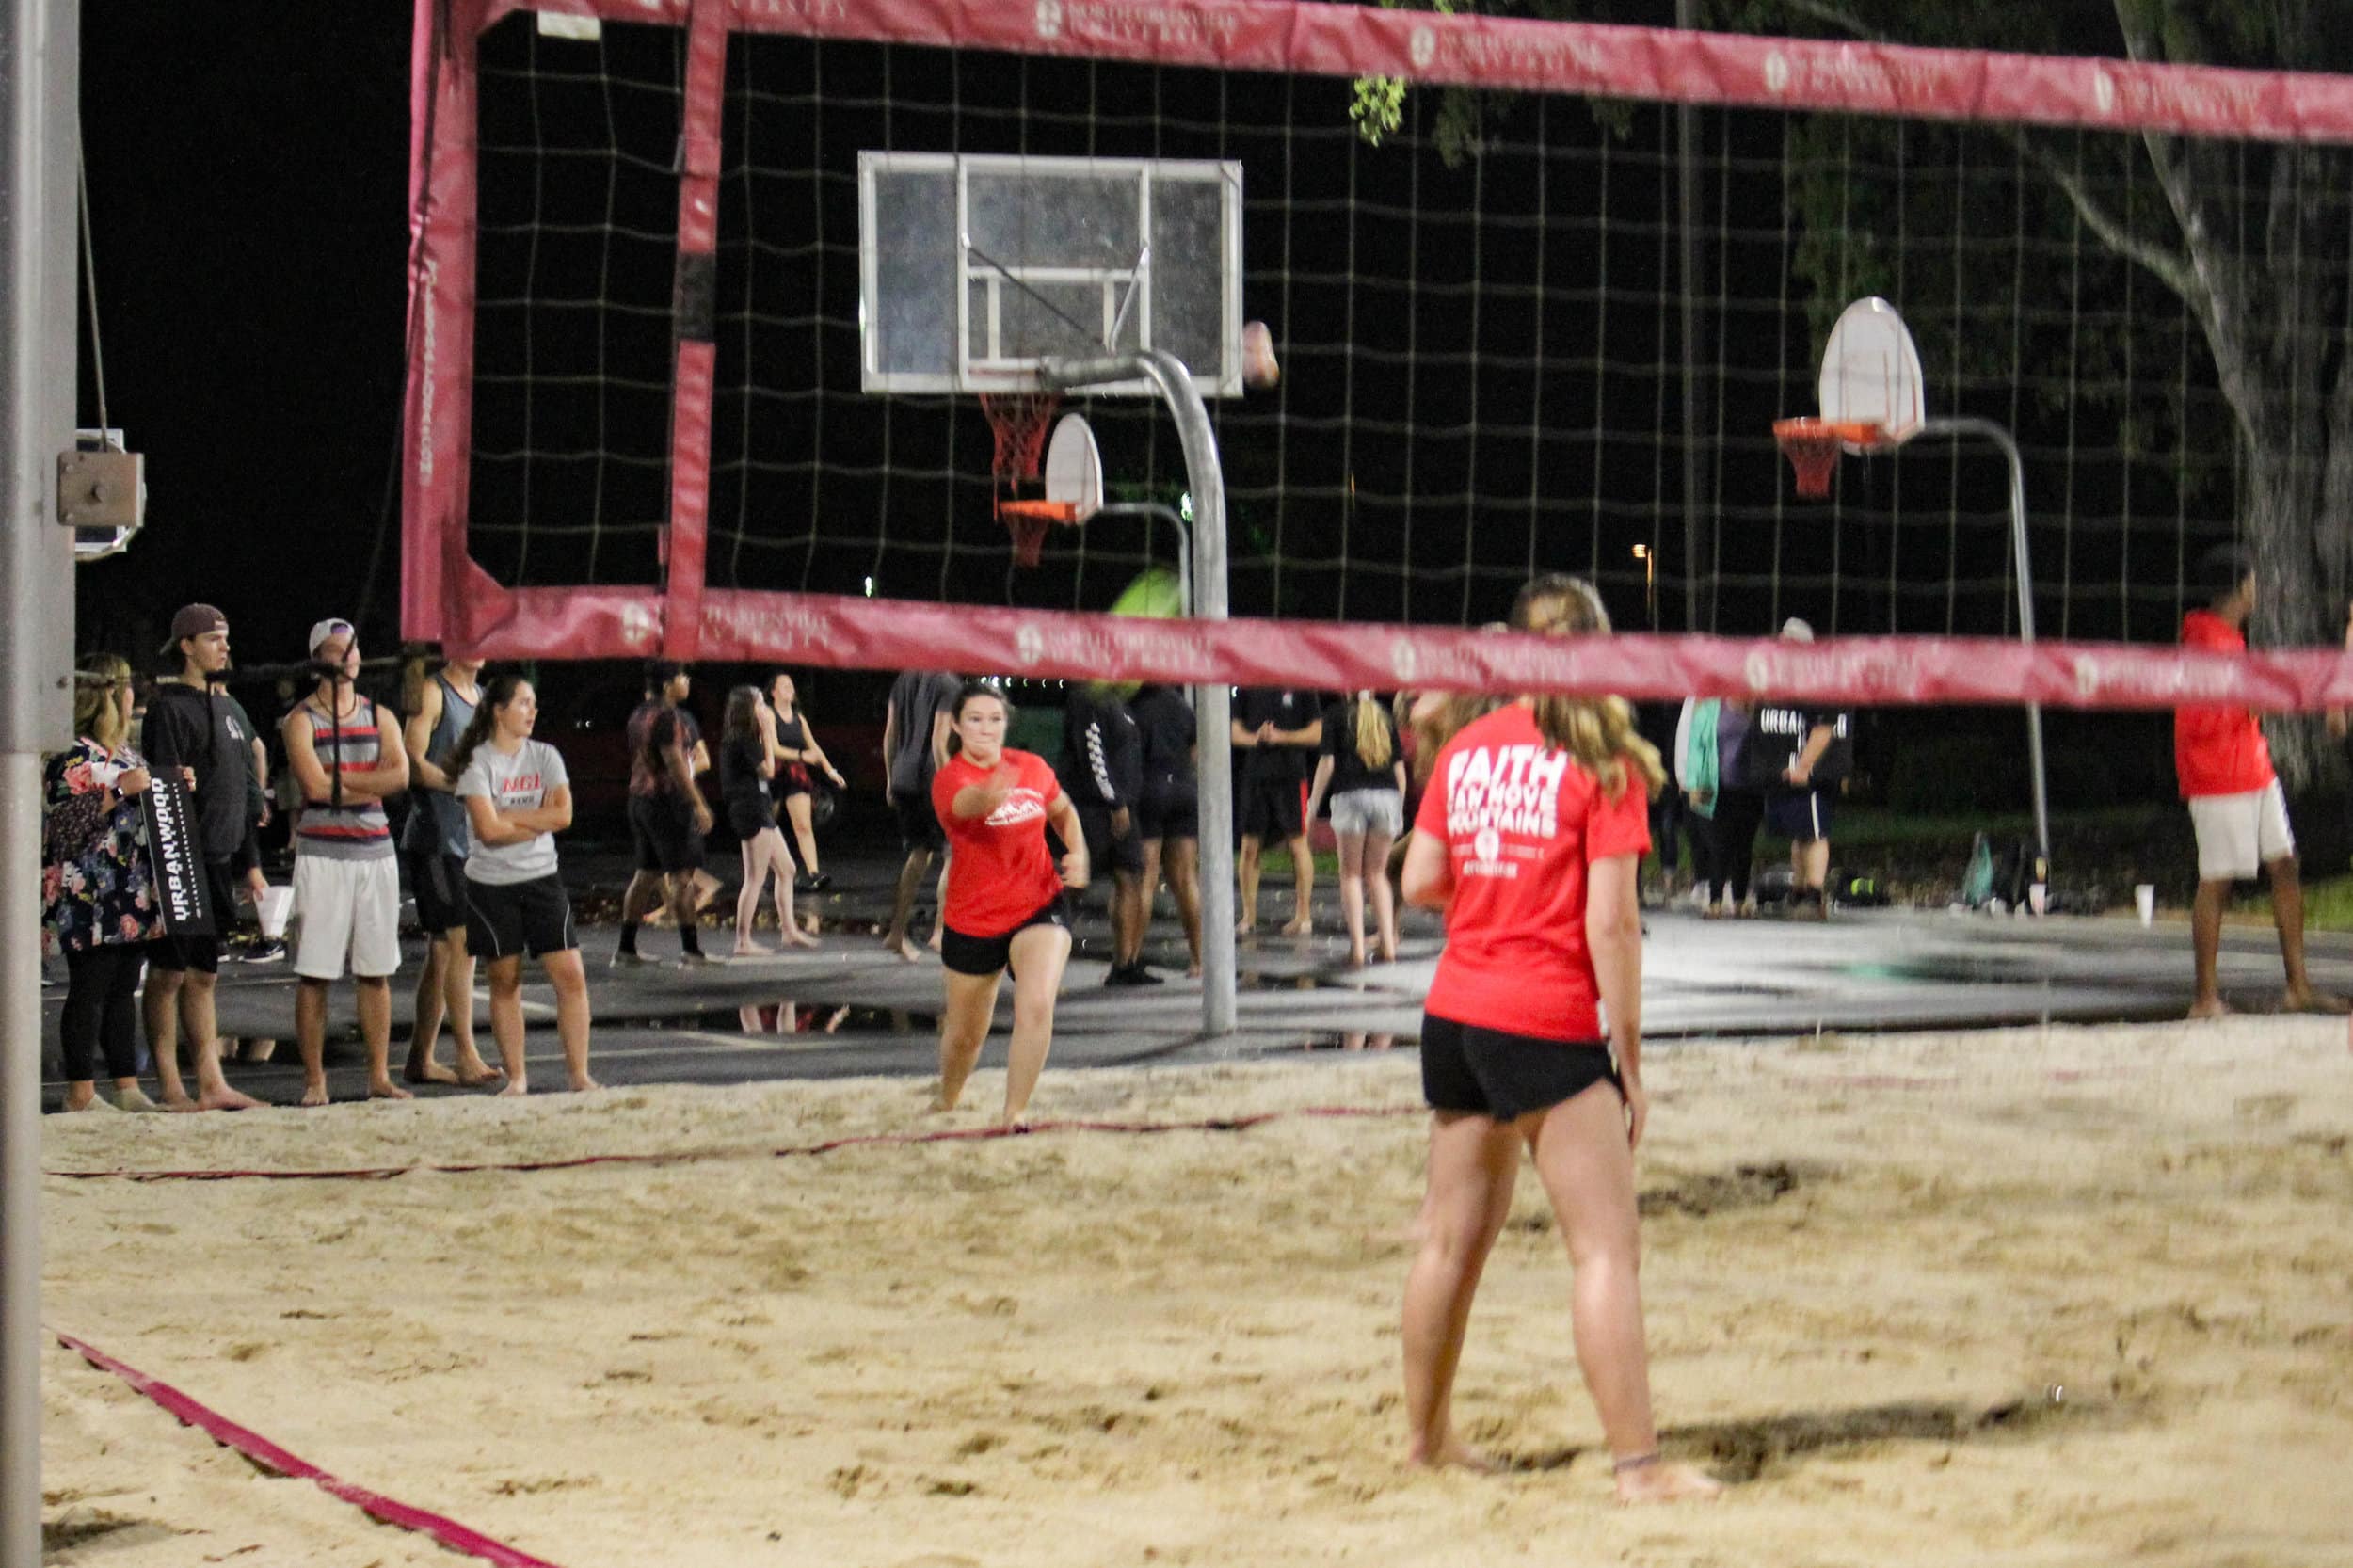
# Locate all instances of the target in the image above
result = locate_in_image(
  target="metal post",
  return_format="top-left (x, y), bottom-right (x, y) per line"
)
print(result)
top-left (1675, 0), bottom-right (1706, 632)
top-left (3, 1), bottom-right (80, 1562)
top-left (1046, 353), bottom-right (1234, 1035)
top-left (1919, 416), bottom-right (2051, 873)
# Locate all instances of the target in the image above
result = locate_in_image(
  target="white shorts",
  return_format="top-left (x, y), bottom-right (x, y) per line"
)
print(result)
top-left (2188, 780), bottom-right (2295, 882)
top-left (1329, 787), bottom-right (1403, 838)
top-left (292, 854), bottom-right (403, 980)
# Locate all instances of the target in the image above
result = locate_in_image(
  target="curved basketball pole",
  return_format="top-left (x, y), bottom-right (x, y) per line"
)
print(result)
top-left (1911, 416), bottom-right (2051, 877)
top-left (1040, 350), bottom-right (1239, 1038)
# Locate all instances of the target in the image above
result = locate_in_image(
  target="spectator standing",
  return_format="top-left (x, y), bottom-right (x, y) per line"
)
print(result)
top-left (284, 617), bottom-right (410, 1105)
top-left (44, 657), bottom-right (166, 1112)
top-left (399, 654), bottom-right (500, 1085)
top-left (1232, 685), bottom-right (1322, 936)
top-left (1750, 619), bottom-right (1851, 920)
top-left (721, 684), bottom-right (817, 955)
top-left (452, 675), bottom-right (600, 1094)
top-left (2177, 545), bottom-right (2345, 1018)
top-left (138, 604), bottom-right (264, 1112)
top-left (881, 667), bottom-right (962, 961)
top-left (1060, 680), bottom-right (1157, 984)
top-left (615, 661), bottom-right (718, 967)
top-left (1305, 691), bottom-right (1407, 967)
top-left (1128, 683), bottom-right (1203, 977)
top-left (767, 672), bottom-right (844, 892)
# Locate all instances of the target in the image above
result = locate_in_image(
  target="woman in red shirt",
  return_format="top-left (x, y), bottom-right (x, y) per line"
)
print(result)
top-left (930, 684), bottom-right (1089, 1126)
top-left (1398, 575), bottom-right (1719, 1505)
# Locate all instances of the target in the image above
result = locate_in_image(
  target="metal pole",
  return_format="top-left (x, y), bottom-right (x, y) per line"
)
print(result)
top-left (1046, 355), bottom-right (1234, 1035)
top-left (1675, 0), bottom-right (1705, 632)
top-left (1920, 416), bottom-right (2051, 873)
top-left (3, 1), bottom-right (80, 1562)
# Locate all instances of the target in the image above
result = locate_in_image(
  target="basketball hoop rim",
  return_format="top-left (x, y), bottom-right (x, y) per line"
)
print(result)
top-left (995, 499), bottom-right (1081, 524)
top-left (1772, 417), bottom-right (1890, 452)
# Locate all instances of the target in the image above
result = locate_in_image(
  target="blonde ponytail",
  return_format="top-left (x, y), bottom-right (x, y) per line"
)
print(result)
top-left (1508, 573), bottom-right (1665, 802)
top-left (1351, 694), bottom-right (1392, 771)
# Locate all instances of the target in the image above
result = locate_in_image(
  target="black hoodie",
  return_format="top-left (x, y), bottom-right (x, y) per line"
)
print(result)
top-left (141, 680), bottom-right (261, 869)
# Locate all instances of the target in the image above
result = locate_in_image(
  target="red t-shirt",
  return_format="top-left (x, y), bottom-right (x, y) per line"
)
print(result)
top-left (932, 748), bottom-right (1065, 937)
top-left (2172, 609), bottom-right (2275, 798)
top-left (1413, 705), bottom-right (1652, 1042)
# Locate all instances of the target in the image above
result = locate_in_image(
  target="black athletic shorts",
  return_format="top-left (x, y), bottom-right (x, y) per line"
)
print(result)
top-left (408, 849), bottom-right (470, 934)
top-left (149, 856), bottom-right (239, 975)
top-left (1076, 804), bottom-right (1145, 877)
top-left (726, 793), bottom-right (774, 841)
top-left (1240, 776), bottom-right (1305, 841)
top-left (939, 894), bottom-right (1070, 978)
top-left (893, 790), bottom-right (946, 853)
top-left (1419, 1013), bottom-right (1623, 1123)
top-left (1137, 788), bottom-right (1198, 842)
top-left (464, 873), bottom-right (577, 961)
top-left (629, 793), bottom-right (705, 874)
top-left (1766, 787), bottom-right (1833, 844)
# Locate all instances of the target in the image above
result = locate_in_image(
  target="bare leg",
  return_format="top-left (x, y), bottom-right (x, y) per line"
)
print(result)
top-left (619, 870), bottom-right (664, 926)
top-left (406, 935), bottom-right (486, 1083)
top-left (1001, 923), bottom-right (1073, 1127)
top-left (785, 792), bottom-right (823, 877)
top-left (1283, 833), bottom-right (1315, 936)
top-left (928, 856), bottom-right (950, 950)
top-left (2190, 876), bottom-right (2231, 1018)
top-left (543, 948), bottom-right (600, 1090)
top-left (771, 826), bottom-right (817, 947)
top-left (1525, 1085), bottom-right (1720, 1503)
top-left (735, 836), bottom-right (776, 953)
top-left (143, 969), bottom-right (197, 1110)
top-left (487, 956), bottom-right (530, 1095)
top-left (1401, 1110), bottom-right (1520, 1470)
top-left (1336, 829), bottom-right (1369, 966)
top-left (442, 937), bottom-right (493, 1081)
top-left (2267, 856), bottom-right (2347, 1011)
top-left (296, 977), bottom-right (333, 1107)
top-left (357, 978), bottom-right (408, 1100)
top-left (935, 968), bottom-right (1001, 1112)
top-left (183, 973), bottom-right (258, 1111)
top-left (1800, 839), bottom-right (1831, 894)
top-left (1365, 824), bottom-right (1399, 961)
top-left (1237, 836), bottom-right (1263, 934)
top-left (884, 847), bottom-right (934, 960)
top-left (1166, 838), bottom-right (1203, 975)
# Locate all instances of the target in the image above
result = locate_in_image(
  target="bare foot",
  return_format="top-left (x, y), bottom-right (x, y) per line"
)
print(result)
top-left (240, 1038), bottom-right (279, 1063)
top-left (787, 927), bottom-right (821, 949)
top-left (568, 1076), bottom-right (603, 1093)
top-left (1614, 1457), bottom-right (1722, 1505)
top-left (404, 1057), bottom-right (461, 1087)
top-left (1408, 1439), bottom-right (1497, 1474)
top-left (733, 939), bottom-right (776, 957)
top-left (929, 1086), bottom-right (960, 1113)
top-left (926, 930), bottom-right (944, 952)
top-left (1378, 942), bottom-right (1399, 964)
top-left (197, 1084), bottom-right (264, 1112)
top-left (2186, 996), bottom-right (2232, 1020)
top-left (161, 1092), bottom-right (200, 1114)
top-left (453, 1057), bottom-right (504, 1087)
top-left (299, 1081), bottom-right (330, 1109)
top-left (2283, 986), bottom-right (2350, 1015)
top-left (1281, 918), bottom-right (1312, 937)
top-left (1234, 921), bottom-right (1256, 937)
top-left (498, 1079), bottom-right (530, 1098)
top-left (368, 1079), bottom-right (415, 1102)
top-left (1347, 946), bottom-right (1368, 968)
top-left (1186, 963), bottom-right (1203, 978)
top-left (884, 935), bottom-right (922, 962)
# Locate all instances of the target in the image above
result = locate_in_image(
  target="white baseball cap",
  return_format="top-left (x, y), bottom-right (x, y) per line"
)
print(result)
top-left (1780, 616), bottom-right (1815, 643)
top-left (308, 617), bottom-right (357, 657)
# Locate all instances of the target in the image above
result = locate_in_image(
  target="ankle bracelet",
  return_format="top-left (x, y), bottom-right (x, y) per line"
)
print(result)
top-left (1611, 1450), bottom-right (1662, 1475)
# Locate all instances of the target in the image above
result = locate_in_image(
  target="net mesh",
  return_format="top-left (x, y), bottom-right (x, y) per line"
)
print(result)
top-left (457, 17), bottom-right (2343, 653)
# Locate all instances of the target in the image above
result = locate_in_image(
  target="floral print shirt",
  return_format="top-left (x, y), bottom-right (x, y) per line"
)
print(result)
top-left (42, 738), bottom-right (163, 955)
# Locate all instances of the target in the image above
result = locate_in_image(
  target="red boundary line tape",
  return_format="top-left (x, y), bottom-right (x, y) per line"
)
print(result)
top-left (53, 1331), bottom-right (570, 1568)
top-left (44, 1104), bottom-right (1420, 1184)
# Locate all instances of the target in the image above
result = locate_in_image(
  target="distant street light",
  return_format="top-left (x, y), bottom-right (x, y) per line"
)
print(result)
top-left (1631, 543), bottom-right (1656, 628)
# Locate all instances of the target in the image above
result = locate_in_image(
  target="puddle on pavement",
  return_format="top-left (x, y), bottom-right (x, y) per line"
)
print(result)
top-left (633, 1003), bottom-right (939, 1037)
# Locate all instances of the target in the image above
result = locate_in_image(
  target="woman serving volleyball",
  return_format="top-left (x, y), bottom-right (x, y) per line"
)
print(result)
top-left (1398, 574), bottom-right (1719, 1504)
top-left (930, 683), bottom-right (1086, 1128)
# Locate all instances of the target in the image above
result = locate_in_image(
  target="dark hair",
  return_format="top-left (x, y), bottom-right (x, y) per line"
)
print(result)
top-left (445, 672), bottom-right (530, 785)
top-left (722, 684), bottom-right (762, 743)
top-left (644, 659), bottom-right (684, 696)
top-left (952, 681), bottom-right (1007, 722)
top-left (2196, 543), bottom-right (2256, 601)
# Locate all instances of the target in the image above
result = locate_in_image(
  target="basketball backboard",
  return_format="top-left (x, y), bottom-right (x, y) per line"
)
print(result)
top-left (1818, 296), bottom-right (1925, 451)
top-left (859, 152), bottom-right (1243, 398)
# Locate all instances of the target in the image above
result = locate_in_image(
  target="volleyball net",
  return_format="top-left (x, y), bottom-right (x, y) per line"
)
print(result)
top-left (403, 1), bottom-right (2353, 726)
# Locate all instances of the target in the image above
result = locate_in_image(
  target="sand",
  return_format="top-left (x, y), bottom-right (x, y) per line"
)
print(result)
top-left (37, 1017), bottom-right (2353, 1567)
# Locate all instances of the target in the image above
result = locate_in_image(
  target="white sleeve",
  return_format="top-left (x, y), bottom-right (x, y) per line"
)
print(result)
top-left (1673, 699), bottom-right (1695, 791)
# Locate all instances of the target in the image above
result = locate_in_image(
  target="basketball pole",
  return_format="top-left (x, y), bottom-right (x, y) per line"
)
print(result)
top-left (2, 0), bottom-right (81, 1561)
top-left (1916, 416), bottom-right (2052, 875)
top-left (1046, 351), bottom-right (1237, 1037)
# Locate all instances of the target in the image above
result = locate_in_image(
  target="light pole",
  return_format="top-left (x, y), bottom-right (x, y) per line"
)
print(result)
top-left (1632, 543), bottom-right (1656, 629)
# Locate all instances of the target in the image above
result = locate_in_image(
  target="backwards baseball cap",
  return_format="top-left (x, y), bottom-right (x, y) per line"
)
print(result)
top-left (1780, 616), bottom-right (1816, 643)
top-left (159, 603), bottom-right (228, 655)
top-left (308, 617), bottom-right (358, 658)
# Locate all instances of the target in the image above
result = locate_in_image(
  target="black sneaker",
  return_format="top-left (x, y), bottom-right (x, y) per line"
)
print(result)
top-left (235, 938), bottom-right (288, 965)
top-left (1103, 964), bottom-right (1164, 987)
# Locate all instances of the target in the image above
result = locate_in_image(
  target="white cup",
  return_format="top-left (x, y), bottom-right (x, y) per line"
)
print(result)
top-left (2135, 884), bottom-right (2156, 926)
top-left (257, 884), bottom-right (294, 940)
top-left (2028, 883), bottom-right (2048, 917)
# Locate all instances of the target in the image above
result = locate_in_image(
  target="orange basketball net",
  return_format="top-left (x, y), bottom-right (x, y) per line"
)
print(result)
top-left (981, 391), bottom-right (1065, 566)
top-left (1773, 418), bottom-right (1886, 500)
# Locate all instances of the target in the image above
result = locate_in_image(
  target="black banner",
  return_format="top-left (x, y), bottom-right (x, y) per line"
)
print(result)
top-left (141, 775), bottom-right (214, 936)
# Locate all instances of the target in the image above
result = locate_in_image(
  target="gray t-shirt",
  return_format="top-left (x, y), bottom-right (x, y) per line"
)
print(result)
top-left (887, 670), bottom-right (961, 796)
top-left (456, 739), bottom-right (569, 886)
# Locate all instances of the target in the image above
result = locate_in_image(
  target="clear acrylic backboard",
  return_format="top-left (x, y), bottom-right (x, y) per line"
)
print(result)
top-left (859, 152), bottom-right (1244, 398)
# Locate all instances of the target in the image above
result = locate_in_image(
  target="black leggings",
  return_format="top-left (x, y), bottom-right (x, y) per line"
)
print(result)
top-left (1707, 788), bottom-right (1767, 902)
top-left (60, 941), bottom-right (154, 1083)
